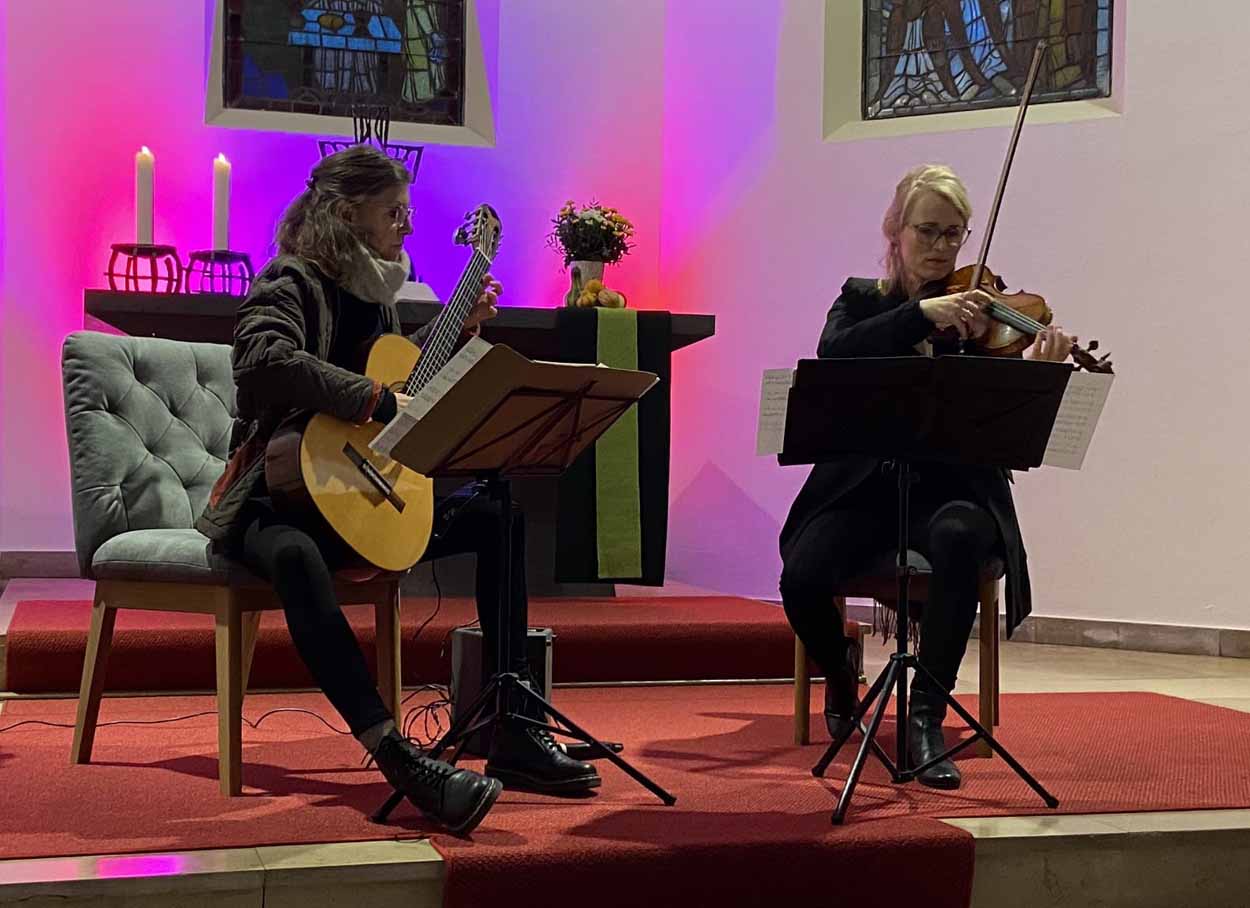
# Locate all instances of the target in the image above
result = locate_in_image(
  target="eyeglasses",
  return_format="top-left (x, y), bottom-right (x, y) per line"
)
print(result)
top-left (384, 205), bottom-right (416, 227)
top-left (908, 223), bottom-right (972, 249)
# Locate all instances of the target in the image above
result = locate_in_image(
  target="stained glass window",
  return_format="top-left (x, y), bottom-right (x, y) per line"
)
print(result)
top-left (863, 1), bottom-right (1112, 120)
top-left (223, 1), bottom-right (466, 127)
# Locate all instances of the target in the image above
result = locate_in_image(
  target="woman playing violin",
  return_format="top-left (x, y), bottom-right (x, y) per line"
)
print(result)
top-left (778, 164), bottom-right (1074, 789)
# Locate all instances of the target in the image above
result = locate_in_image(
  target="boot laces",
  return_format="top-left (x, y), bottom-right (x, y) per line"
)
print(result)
top-left (411, 754), bottom-right (457, 787)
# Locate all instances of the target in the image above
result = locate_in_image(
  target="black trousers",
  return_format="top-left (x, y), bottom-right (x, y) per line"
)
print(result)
top-left (779, 467), bottom-right (1000, 696)
top-left (237, 485), bottom-right (528, 736)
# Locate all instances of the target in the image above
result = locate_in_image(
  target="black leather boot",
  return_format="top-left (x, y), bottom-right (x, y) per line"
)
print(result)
top-left (823, 639), bottom-right (862, 740)
top-left (484, 681), bottom-right (601, 794)
top-left (373, 730), bottom-right (502, 835)
top-left (486, 716), bottom-right (602, 794)
top-left (908, 689), bottom-right (961, 790)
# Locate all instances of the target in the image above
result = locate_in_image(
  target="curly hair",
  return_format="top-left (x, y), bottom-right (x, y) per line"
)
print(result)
top-left (275, 145), bottom-right (410, 279)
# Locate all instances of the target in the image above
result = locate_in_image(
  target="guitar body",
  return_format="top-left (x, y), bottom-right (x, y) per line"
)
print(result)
top-left (266, 333), bottom-right (435, 573)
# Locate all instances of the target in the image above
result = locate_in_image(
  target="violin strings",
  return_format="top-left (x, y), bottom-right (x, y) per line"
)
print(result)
top-left (985, 301), bottom-right (1046, 335)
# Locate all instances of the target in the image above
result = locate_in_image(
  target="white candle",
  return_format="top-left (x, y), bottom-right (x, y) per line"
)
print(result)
top-left (212, 153), bottom-right (231, 250)
top-left (135, 146), bottom-right (154, 244)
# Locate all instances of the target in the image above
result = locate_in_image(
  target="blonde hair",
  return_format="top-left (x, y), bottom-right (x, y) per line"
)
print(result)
top-left (275, 145), bottom-right (410, 280)
top-left (881, 164), bottom-right (973, 296)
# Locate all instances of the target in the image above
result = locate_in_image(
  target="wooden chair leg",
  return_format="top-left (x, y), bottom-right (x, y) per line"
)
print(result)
top-left (240, 610), bottom-right (262, 695)
top-left (974, 578), bottom-right (998, 758)
top-left (991, 603), bottom-right (1001, 726)
top-left (793, 635), bottom-right (810, 746)
top-left (71, 592), bottom-right (117, 765)
top-left (215, 602), bottom-right (243, 796)
top-left (376, 582), bottom-right (403, 724)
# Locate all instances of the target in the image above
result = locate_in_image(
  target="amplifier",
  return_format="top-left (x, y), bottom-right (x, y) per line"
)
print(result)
top-left (450, 627), bottom-right (554, 756)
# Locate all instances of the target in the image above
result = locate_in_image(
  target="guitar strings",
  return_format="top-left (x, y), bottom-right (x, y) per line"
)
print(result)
top-left (405, 252), bottom-right (491, 396)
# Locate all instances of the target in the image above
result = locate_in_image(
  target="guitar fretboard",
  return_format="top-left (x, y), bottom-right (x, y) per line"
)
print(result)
top-left (404, 248), bottom-right (492, 395)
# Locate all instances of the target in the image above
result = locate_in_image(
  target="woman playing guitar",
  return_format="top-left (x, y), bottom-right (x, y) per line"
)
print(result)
top-left (196, 146), bottom-right (599, 833)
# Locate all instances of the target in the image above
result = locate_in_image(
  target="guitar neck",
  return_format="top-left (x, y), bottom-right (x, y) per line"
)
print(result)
top-left (405, 249), bottom-right (492, 394)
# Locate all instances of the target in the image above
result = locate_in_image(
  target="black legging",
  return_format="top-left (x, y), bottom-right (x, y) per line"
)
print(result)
top-left (237, 486), bottom-right (528, 735)
top-left (780, 468), bottom-right (1000, 695)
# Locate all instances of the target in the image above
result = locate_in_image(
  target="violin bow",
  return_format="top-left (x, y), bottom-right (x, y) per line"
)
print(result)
top-left (969, 40), bottom-right (1047, 291)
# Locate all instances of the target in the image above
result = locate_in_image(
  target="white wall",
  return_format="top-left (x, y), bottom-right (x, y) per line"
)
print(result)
top-left (659, 0), bottom-right (1250, 629)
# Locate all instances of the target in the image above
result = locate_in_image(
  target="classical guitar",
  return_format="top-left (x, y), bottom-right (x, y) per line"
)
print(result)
top-left (265, 205), bottom-right (503, 572)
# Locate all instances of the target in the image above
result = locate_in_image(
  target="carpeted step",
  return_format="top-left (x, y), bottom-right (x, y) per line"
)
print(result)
top-left (4, 595), bottom-right (797, 693)
top-left (6, 687), bottom-right (1250, 905)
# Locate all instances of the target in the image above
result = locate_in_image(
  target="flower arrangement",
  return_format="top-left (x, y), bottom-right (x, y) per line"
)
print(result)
top-left (548, 201), bottom-right (635, 267)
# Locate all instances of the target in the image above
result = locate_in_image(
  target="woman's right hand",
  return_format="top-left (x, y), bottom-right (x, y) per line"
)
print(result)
top-left (919, 290), bottom-right (994, 339)
top-left (394, 392), bottom-right (413, 411)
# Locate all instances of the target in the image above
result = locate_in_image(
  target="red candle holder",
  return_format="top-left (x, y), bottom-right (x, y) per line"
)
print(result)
top-left (184, 250), bottom-right (255, 296)
top-left (106, 243), bottom-right (183, 293)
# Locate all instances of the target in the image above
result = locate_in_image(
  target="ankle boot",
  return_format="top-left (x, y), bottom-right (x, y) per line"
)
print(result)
top-left (907, 689), bottom-right (961, 790)
top-left (373, 731), bottom-right (502, 834)
top-left (823, 639), bottom-right (861, 740)
top-left (486, 716), bottom-right (601, 794)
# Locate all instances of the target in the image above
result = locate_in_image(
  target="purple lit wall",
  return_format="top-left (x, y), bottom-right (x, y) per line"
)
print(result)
top-left (0, 0), bottom-right (667, 551)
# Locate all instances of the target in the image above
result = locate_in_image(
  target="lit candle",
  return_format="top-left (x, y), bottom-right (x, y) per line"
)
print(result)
top-left (135, 146), bottom-right (154, 244)
top-left (212, 153), bottom-right (231, 250)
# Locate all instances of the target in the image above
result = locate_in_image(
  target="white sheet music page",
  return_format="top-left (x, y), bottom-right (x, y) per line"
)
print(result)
top-left (1042, 371), bottom-right (1114, 469)
top-left (370, 336), bottom-right (493, 456)
top-left (756, 368), bottom-right (795, 456)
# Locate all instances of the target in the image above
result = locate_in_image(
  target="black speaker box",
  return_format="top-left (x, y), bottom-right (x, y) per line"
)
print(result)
top-left (450, 627), bottom-right (554, 756)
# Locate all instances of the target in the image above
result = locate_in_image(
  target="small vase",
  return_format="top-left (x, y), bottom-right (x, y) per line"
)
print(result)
top-left (565, 259), bottom-right (606, 307)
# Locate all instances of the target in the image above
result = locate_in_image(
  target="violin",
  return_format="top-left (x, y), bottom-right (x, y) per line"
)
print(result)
top-left (944, 264), bottom-right (1114, 374)
top-left (933, 40), bottom-right (1114, 375)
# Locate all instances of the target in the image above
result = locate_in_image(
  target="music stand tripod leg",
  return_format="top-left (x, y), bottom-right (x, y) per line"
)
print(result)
top-left (375, 474), bottom-right (675, 824)
top-left (812, 650), bottom-right (900, 778)
top-left (907, 660), bottom-right (1059, 809)
top-left (370, 669), bottom-right (507, 824)
top-left (818, 460), bottom-right (1058, 823)
top-left (479, 475), bottom-right (675, 806)
top-left (832, 657), bottom-right (901, 825)
top-left (513, 684), bottom-right (677, 806)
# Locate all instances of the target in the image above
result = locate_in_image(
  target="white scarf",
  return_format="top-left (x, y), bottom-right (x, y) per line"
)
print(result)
top-left (339, 244), bottom-right (411, 305)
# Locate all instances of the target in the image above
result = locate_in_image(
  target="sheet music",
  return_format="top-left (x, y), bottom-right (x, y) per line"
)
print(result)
top-left (1042, 371), bottom-right (1114, 470)
top-left (755, 368), bottom-right (795, 456)
top-left (370, 336), bottom-right (493, 457)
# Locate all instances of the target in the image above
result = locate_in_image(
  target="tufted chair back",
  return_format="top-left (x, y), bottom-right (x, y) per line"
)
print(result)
top-left (61, 332), bottom-right (236, 578)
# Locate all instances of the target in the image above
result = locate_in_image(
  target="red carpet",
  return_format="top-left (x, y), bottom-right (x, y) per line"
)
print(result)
top-left (4, 595), bottom-right (795, 693)
top-left (4, 686), bottom-right (1250, 907)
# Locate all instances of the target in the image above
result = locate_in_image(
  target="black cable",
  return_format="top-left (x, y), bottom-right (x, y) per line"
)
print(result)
top-left (2, 560), bottom-right (462, 745)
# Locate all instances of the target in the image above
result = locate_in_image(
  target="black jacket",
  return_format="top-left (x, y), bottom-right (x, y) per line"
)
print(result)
top-left (196, 255), bottom-right (432, 542)
top-left (778, 278), bottom-right (1033, 635)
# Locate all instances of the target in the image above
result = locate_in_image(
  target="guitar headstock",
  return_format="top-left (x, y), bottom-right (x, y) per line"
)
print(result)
top-left (453, 204), bottom-right (503, 262)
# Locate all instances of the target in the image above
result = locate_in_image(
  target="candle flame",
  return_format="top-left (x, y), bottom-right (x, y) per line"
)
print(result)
top-left (140, 146), bottom-right (152, 155)
top-left (216, 153), bottom-right (229, 164)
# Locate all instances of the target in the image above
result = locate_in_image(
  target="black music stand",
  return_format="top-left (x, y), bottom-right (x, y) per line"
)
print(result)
top-left (779, 355), bottom-right (1067, 824)
top-left (371, 345), bottom-right (676, 821)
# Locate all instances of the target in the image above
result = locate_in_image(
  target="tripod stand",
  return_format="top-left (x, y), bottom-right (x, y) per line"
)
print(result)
top-left (777, 354), bottom-right (1075, 824)
top-left (372, 474), bottom-right (675, 822)
top-left (811, 458), bottom-right (1058, 824)
top-left (370, 344), bottom-right (676, 822)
